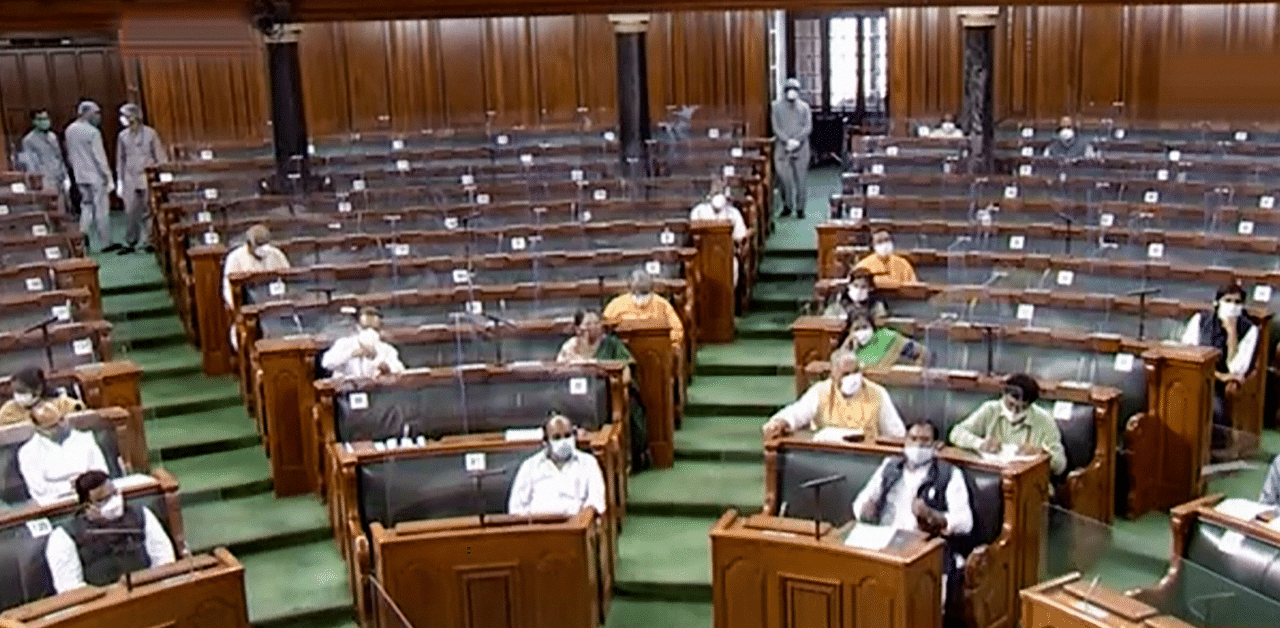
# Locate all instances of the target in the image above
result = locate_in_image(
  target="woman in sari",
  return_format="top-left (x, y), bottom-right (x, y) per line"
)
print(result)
top-left (835, 310), bottom-right (925, 369)
top-left (557, 310), bottom-right (650, 470)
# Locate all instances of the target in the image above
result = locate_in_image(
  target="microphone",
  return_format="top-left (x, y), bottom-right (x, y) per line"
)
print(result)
top-left (799, 473), bottom-right (846, 540)
top-left (469, 465), bottom-right (510, 527)
top-left (24, 315), bottom-right (60, 371)
top-left (800, 474), bottom-right (845, 489)
top-left (1127, 287), bottom-right (1160, 339)
top-left (981, 270), bottom-right (1008, 288)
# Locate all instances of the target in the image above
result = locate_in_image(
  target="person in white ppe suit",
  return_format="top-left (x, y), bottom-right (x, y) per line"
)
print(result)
top-left (321, 306), bottom-right (406, 378)
top-left (115, 103), bottom-right (166, 254)
top-left (19, 109), bottom-right (71, 212)
top-left (64, 101), bottom-right (116, 252)
top-left (772, 78), bottom-right (813, 219)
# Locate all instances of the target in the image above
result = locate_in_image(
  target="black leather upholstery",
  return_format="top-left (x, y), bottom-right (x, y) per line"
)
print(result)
top-left (357, 445), bottom-right (541, 529)
top-left (772, 445), bottom-right (1003, 548)
top-left (334, 373), bottom-right (612, 442)
top-left (0, 487), bottom-right (171, 611)
top-left (1167, 519), bottom-right (1280, 626)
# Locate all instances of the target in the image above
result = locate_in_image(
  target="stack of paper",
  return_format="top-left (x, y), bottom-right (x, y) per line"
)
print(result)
top-left (844, 523), bottom-right (895, 550)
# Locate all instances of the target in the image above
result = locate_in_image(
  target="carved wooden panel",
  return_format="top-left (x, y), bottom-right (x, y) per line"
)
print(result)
top-left (719, 557), bottom-right (766, 628)
top-left (459, 565), bottom-right (519, 628)
top-left (779, 573), bottom-right (841, 628)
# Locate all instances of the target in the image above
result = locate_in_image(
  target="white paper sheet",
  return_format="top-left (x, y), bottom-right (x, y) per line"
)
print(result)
top-left (1214, 497), bottom-right (1275, 522)
top-left (979, 443), bottom-right (1039, 464)
top-left (845, 523), bottom-right (895, 550)
top-left (813, 427), bottom-right (862, 444)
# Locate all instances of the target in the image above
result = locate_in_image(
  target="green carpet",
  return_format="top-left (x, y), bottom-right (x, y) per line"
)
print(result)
top-left (94, 222), bottom-right (351, 627)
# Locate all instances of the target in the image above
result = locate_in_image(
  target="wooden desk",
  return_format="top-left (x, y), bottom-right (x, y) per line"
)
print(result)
top-left (1021, 573), bottom-right (1194, 628)
top-left (0, 549), bottom-right (247, 628)
top-left (368, 512), bottom-right (602, 628)
top-left (711, 511), bottom-right (944, 628)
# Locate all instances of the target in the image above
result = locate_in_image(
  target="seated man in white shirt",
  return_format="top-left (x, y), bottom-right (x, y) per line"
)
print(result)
top-left (18, 401), bottom-right (109, 505)
top-left (852, 420), bottom-right (972, 615)
top-left (1178, 283), bottom-right (1258, 453)
top-left (45, 470), bottom-right (175, 593)
top-left (688, 186), bottom-right (749, 286)
top-left (928, 114), bottom-right (965, 139)
top-left (321, 306), bottom-right (406, 378)
top-left (762, 351), bottom-right (906, 441)
top-left (221, 223), bottom-right (291, 307)
top-left (507, 414), bottom-right (607, 517)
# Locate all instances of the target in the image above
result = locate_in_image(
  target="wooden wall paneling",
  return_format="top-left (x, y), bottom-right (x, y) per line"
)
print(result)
top-left (340, 22), bottom-right (393, 133)
top-left (527, 16), bottom-right (572, 128)
top-left (0, 46), bottom-right (127, 163)
top-left (645, 13), bottom-right (672, 130)
top-left (299, 22), bottom-right (352, 139)
top-left (740, 11), bottom-right (768, 136)
top-left (577, 14), bottom-right (616, 130)
top-left (1078, 6), bottom-right (1125, 118)
top-left (389, 20), bottom-right (446, 133)
top-left (437, 18), bottom-right (489, 129)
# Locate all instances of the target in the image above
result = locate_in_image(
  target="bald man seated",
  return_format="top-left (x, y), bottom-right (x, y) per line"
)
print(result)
top-left (507, 415), bottom-right (607, 517)
top-left (762, 352), bottom-right (906, 441)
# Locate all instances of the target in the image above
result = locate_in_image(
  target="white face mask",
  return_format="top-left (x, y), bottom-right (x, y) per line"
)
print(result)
top-left (711, 194), bottom-right (727, 210)
top-left (1059, 128), bottom-right (1075, 141)
top-left (357, 327), bottom-right (381, 350)
top-left (873, 241), bottom-right (894, 257)
top-left (904, 444), bottom-right (935, 468)
top-left (254, 244), bottom-right (272, 259)
top-left (941, 122), bottom-right (956, 131)
top-left (13, 392), bottom-right (36, 407)
top-left (633, 292), bottom-right (653, 307)
top-left (846, 285), bottom-right (869, 302)
top-left (1218, 301), bottom-right (1243, 320)
top-left (785, 89), bottom-right (799, 102)
top-left (852, 327), bottom-right (874, 346)
top-left (548, 436), bottom-right (575, 461)
top-left (97, 493), bottom-right (124, 520)
top-left (839, 372), bottom-right (863, 396)
top-left (119, 115), bottom-right (131, 128)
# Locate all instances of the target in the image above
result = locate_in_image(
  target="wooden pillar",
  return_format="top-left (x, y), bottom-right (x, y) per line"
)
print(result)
top-left (1124, 345), bottom-right (1217, 517)
top-left (815, 222), bottom-right (845, 279)
top-left (256, 337), bottom-right (321, 496)
top-left (691, 221), bottom-right (735, 343)
top-left (959, 7), bottom-right (998, 174)
top-left (190, 245), bottom-right (234, 375)
top-left (615, 319), bottom-right (675, 468)
top-left (611, 13), bottom-right (651, 179)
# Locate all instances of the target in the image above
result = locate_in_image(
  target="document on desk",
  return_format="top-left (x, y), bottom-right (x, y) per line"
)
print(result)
top-left (1214, 497), bottom-right (1275, 522)
top-left (814, 427), bottom-right (863, 444)
top-left (979, 443), bottom-right (1038, 464)
top-left (845, 523), bottom-right (896, 550)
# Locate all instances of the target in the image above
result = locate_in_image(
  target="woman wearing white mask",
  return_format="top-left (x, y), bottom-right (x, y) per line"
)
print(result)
top-left (321, 306), bottom-right (406, 379)
top-left (836, 311), bottom-right (925, 370)
top-left (1178, 283), bottom-right (1258, 452)
top-left (823, 267), bottom-right (888, 323)
top-left (221, 224), bottom-right (291, 307)
top-left (0, 366), bottom-right (84, 425)
top-left (508, 414), bottom-right (606, 517)
top-left (948, 373), bottom-right (1066, 476)
top-left (762, 351), bottom-right (905, 440)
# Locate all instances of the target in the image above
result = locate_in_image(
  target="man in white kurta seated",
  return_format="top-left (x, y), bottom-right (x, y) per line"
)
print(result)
top-left (18, 402), bottom-right (109, 505)
top-left (321, 306), bottom-right (406, 378)
top-left (1178, 283), bottom-right (1258, 453)
top-left (221, 223), bottom-right (291, 307)
top-left (689, 187), bottom-right (749, 285)
top-left (761, 352), bottom-right (906, 440)
top-left (852, 420), bottom-right (972, 610)
top-left (507, 414), bottom-right (607, 517)
top-left (45, 471), bottom-right (175, 593)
